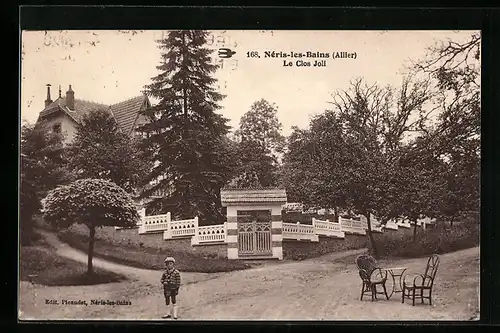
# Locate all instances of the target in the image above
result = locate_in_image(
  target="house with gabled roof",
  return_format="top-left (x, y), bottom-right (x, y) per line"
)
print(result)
top-left (36, 84), bottom-right (151, 144)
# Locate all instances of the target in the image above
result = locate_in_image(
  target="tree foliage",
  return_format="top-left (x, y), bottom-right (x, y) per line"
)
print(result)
top-left (231, 99), bottom-right (285, 188)
top-left (235, 99), bottom-right (285, 154)
top-left (20, 121), bottom-right (68, 244)
top-left (279, 33), bottom-right (479, 256)
top-left (386, 139), bottom-right (448, 241)
top-left (282, 76), bottom-right (437, 257)
top-left (409, 33), bottom-right (481, 222)
top-left (137, 30), bottom-right (231, 223)
top-left (42, 178), bottom-right (139, 273)
top-left (66, 108), bottom-right (148, 194)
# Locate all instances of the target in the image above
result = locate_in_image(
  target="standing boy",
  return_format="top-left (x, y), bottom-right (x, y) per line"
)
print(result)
top-left (160, 257), bottom-right (181, 319)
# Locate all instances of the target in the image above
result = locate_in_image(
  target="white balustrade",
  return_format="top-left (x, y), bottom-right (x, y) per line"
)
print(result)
top-left (312, 218), bottom-right (345, 238)
top-left (384, 220), bottom-right (399, 231)
top-left (134, 207), bottom-right (415, 250)
top-left (397, 220), bottom-right (412, 229)
top-left (282, 222), bottom-right (319, 242)
top-left (339, 217), bottom-right (366, 235)
top-left (167, 217), bottom-right (198, 239)
top-left (191, 223), bottom-right (227, 245)
top-left (138, 212), bottom-right (171, 234)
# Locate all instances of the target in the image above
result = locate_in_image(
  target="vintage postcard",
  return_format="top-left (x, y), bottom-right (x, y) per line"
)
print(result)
top-left (19, 30), bottom-right (480, 321)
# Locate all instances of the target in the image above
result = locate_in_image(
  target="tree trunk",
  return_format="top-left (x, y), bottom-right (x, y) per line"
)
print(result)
top-left (182, 31), bottom-right (188, 121)
top-left (450, 217), bottom-right (454, 227)
top-left (87, 225), bottom-right (95, 275)
top-left (365, 211), bottom-right (378, 258)
top-left (412, 220), bottom-right (417, 243)
top-left (333, 207), bottom-right (339, 223)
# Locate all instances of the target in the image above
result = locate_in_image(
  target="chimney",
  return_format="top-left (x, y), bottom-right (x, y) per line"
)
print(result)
top-left (58, 85), bottom-right (62, 98)
top-left (66, 85), bottom-right (75, 110)
top-left (44, 84), bottom-right (53, 108)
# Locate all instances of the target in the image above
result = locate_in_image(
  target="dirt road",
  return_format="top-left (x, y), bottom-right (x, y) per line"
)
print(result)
top-left (19, 232), bottom-right (479, 321)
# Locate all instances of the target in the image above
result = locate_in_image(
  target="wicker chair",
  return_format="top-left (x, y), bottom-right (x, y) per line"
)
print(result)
top-left (402, 254), bottom-right (440, 306)
top-left (355, 254), bottom-right (389, 301)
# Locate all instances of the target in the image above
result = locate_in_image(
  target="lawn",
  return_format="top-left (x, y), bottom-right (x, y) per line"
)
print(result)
top-left (20, 235), bottom-right (127, 286)
top-left (56, 224), bottom-right (253, 273)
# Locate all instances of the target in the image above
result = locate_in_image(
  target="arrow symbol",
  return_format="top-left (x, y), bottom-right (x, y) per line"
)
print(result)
top-left (218, 48), bottom-right (236, 59)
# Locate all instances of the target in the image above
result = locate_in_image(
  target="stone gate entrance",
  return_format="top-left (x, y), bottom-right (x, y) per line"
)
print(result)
top-left (221, 188), bottom-right (287, 260)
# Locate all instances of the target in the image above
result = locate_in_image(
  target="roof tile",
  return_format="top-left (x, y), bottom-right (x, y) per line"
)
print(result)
top-left (110, 95), bottom-right (147, 134)
top-left (221, 188), bottom-right (287, 205)
top-left (38, 94), bottom-right (148, 136)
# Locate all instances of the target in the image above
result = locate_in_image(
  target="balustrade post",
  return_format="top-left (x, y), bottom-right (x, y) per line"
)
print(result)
top-left (312, 218), bottom-right (317, 235)
top-left (191, 216), bottom-right (200, 245)
top-left (164, 212), bottom-right (173, 239)
top-left (223, 222), bottom-right (227, 242)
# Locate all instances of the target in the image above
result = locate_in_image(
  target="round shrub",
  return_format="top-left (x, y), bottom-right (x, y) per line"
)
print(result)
top-left (42, 178), bottom-right (139, 229)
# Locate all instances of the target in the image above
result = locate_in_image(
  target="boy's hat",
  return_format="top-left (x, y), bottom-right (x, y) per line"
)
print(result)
top-left (164, 257), bottom-right (175, 263)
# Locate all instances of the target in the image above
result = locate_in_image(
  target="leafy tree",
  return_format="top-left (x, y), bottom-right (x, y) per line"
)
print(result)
top-left (66, 108), bottom-right (148, 194)
top-left (235, 99), bottom-right (285, 153)
top-left (408, 33), bottom-right (480, 223)
top-left (230, 139), bottom-right (278, 188)
top-left (42, 179), bottom-right (139, 274)
top-left (387, 138), bottom-right (448, 241)
top-left (232, 99), bottom-right (285, 188)
top-left (282, 77), bottom-right (435, 257)
top-left (20, 162), bottom-right (41, 245)
top-left (138, 30), bottom-right (231, 224)
top-left (330, 78), bottom-right (437, 256)
top-left (281, 114), bottom-right (350, 220)
top-left (20, 121), bottom-right (68, 244)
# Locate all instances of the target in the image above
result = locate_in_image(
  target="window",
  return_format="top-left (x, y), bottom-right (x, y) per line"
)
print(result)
top-left (52, 123), bottom-right (61, 134)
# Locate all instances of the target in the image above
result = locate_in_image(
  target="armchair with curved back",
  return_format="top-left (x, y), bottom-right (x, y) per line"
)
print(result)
top-left (402, 254), bottom-right (440, 306)
top-left (355, 254), bottom-right (389, 301)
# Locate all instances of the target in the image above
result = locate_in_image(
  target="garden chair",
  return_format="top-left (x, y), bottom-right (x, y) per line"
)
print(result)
top-left (402, 254), bottom-right (440, 306)
top-left (355, 254), bottom-right (389, 301)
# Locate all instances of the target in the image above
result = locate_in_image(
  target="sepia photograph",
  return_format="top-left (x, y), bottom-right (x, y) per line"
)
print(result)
top-left (19, 29), bottom-right (480, 321)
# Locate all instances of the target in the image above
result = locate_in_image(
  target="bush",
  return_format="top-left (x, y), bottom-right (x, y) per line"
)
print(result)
top-left (20, 245), bottom-right (127, 286)
top-left (369, 220), bottom-right (479, 258)
top-left (283, 234), bottom-right (371, 261)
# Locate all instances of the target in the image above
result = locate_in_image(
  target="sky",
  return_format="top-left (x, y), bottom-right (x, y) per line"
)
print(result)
top-left (21, 30), bottom-right (478, 136)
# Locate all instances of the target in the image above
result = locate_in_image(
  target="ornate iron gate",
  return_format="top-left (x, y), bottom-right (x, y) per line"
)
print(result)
top-left (237, 210), bottom-right (272, 256)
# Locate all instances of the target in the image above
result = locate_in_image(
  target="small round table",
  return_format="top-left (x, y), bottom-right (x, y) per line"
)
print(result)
top-left (385, 267), bottom-right (407, 299)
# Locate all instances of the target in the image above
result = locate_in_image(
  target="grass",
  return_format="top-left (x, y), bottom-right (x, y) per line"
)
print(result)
top-left (369, 218), bottom-right (479, 259)
top-left (20, 236), bottom-right (127, 286)
top-left (57, 226), bottom-right (253, 273)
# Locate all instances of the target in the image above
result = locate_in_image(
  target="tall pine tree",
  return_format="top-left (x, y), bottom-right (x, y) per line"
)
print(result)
top-left (138, 30), bottom-right (231, 224)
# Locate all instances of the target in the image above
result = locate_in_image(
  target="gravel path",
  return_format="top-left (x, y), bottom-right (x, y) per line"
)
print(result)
top-left (19, 231), bottom-right (479, 321)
